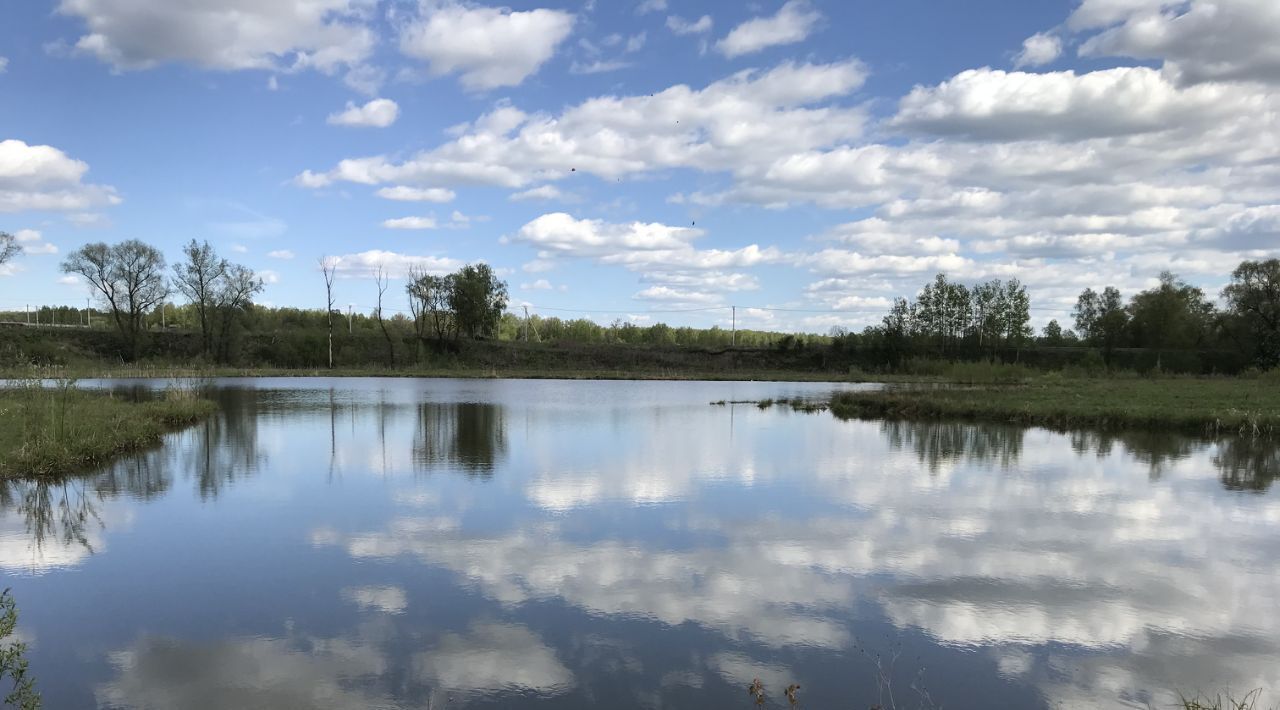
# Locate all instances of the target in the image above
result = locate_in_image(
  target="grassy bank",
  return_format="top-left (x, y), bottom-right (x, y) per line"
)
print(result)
top-left (0, 382), bottom-right (217, 478)
top-left (830, 377), bottom-right (1280, 436)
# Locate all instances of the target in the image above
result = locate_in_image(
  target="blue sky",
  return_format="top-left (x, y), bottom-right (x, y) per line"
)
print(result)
top-left (2, 0), bottom-right (1278, 332)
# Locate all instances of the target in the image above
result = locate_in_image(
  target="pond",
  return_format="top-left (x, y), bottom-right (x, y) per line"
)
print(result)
top-left (3, 378), bottom-right (1278, 709)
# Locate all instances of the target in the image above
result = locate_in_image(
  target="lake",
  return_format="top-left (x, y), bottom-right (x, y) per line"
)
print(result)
top-left (3, 378), bottom-right (1278, 709)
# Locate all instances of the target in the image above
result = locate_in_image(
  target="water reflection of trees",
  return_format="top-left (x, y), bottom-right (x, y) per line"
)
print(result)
top-left (880, 420), bottom-right (1025, 471)
top-left (413, 403), bottom-right (507, 476)
top-left (182, 388), bottom-right (265, 500)
top-left (0, 478), bottom-right (101, 553)
top-left (1214, 437), bottom-right (1280, 492)
top-left (1069, 430), bottom-right (1199, 479)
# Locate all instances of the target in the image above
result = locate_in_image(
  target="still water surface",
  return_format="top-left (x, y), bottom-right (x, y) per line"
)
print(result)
top-left (3, 378), bottom-right (1279, 709)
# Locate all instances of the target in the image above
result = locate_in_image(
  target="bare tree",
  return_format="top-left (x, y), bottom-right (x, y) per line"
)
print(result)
top-left (212, 264), bottom-right (264, 362)
top-left (172, 240), bottom-right (227, 356)
top-left (0, 232), bottom-right (19, 267)
top-left (61, 240), bottom-right (168, 360)
top-left (321, 257), bottom-right (337, 369)
top-left (374, 266), bottom-right (394, 366)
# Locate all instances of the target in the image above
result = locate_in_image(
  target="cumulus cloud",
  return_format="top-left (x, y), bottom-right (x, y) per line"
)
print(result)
top-left (267, 249), bottom-right (295, 260)
top-left (636, 0), bottom-right (667, 14)
top-left (0, 139), bottom-right (121, 212)
top-left (0, 57), bottom-right (8, 73)
top-left (12, 229), bottom-right (57, 255)
top-left (1073, 0), bottom-right (1280, 85)
top-left (512, 213), bottom-right (783, 301)
top-left (667, 15), bottom-right (713, 35)
top-left (892, 66), bottom-right (1248, 141)
top-left (521, 279), bottom-right (553, 290)
top-left (56, 0), bottom-right (375, 72)
top-left (398, 1), bottom-right (575, 90)
top-left (1014, 32), bottom-right (1062, 67)
top-left (716, 0), bottom-right (822, 58)
top-left (327, 98), bottom-right (399, 128)
top-left (296, 59), bottom-right (868, 191)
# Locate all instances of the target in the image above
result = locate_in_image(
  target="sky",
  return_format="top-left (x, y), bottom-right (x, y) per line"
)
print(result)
top-left (1, 0), bottom-right (1278, 333)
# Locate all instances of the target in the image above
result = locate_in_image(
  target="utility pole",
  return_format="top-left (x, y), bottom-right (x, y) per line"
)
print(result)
top-left (523, 305), bottom-right (530, 342)
top-left (25, 304), bottom-right (29, 325)
top-left (161, 303), bottom-right (166, 329)
top-left (86, 298), bottom-right (91, 328)
top-left (348, 304), bottom-right (354, 334)
top-left (731, 306), bottom-right (736, 347)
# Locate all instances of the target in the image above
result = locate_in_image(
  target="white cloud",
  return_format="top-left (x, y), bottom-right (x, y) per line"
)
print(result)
top-left (267, 249), bottom-right (295, 260)
top-left (892, 66), bottom-right (1252, 141)
top-left (56, 0), bottom-right (376, 72)
top-left (0, 139), bottom-right (121, 213)
top-left (634, 285), bottom-right (723, 304)
top-left (522, 258), bottom-right (555, 273)
top-left (258, 269), bottom-right (281, 284)
top-left (376, 186), bottom-right (456, 203)
top-left (13, 229), bottom-right (57, 255)
top-left (641, 270), bottom-right (760, 291)
top-left (636, 0), bottom-right (667, 14)
top-left (569, 59), bottom-right (631, 75)
top-left (230, 243), bottom-right (248, 253)
top-left (66, 212), bottom-right (110, 227)
top-left (398, 2), bottom-right (575, 90)
top-left (716, 0), bottom-right (822, 58)
top-left (521, 279), bottom-right (553, 290)
top-left (382, 216), bottom-right (438, 230)
top-left (510, 185), bottom-right (573, 202)
top-left (667, 15), bottom-right (713, 35)
top-left (297, 59), bottom-right (868, 191)
top-left (0, 57), bottom-right (8, 73)
top-left (326, 250), bottom-right (462, 279)
top-left (1014, 32), bottom-right (1062, 67)
top-left (513, 213), bottom-right (785, 280)
top-left (1074, 0), bottom-right (1280, 85)
top-left (327, 98), bottom-right (399, 128)
top-left (343, 64), bottom-right (385, 95)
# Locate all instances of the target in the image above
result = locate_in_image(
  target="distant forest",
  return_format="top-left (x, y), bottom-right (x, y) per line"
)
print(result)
top-left (1, 233), bottom-right (1278, 374)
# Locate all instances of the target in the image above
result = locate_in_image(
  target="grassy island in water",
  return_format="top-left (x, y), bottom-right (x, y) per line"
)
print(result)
top-left (0, 382), bottom-right (216, 478)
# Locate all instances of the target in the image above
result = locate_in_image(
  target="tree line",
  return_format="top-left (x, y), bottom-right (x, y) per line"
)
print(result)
top-left (844, 261), bottom-right (1280, 371)
top-left (11, 235), bottom-right (1280, 373)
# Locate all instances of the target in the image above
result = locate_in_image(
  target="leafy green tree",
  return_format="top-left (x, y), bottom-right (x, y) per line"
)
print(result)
top-left (1223, 258), bottom-right (1280, 368)
top-left (1042, 319), bottom-right (1065, 345)
top-left (999, 278), bottom-right (1032, 349)
top-left (1074, 286), bottom-right (1129, 364)
top-left (407, 267), bottom-right (454, 343)
top-left (449, 263), bottom-right (508, 339)
top-left (61, 240), bottom-right (168, 360)
top-left (1127, 271), bottom-right (1215, 350)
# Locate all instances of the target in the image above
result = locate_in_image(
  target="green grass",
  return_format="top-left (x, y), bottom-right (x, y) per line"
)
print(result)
top-left (830, 378), bottom-right (1280, 436)
top-left (0, 381), bottom-right (217, 478)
